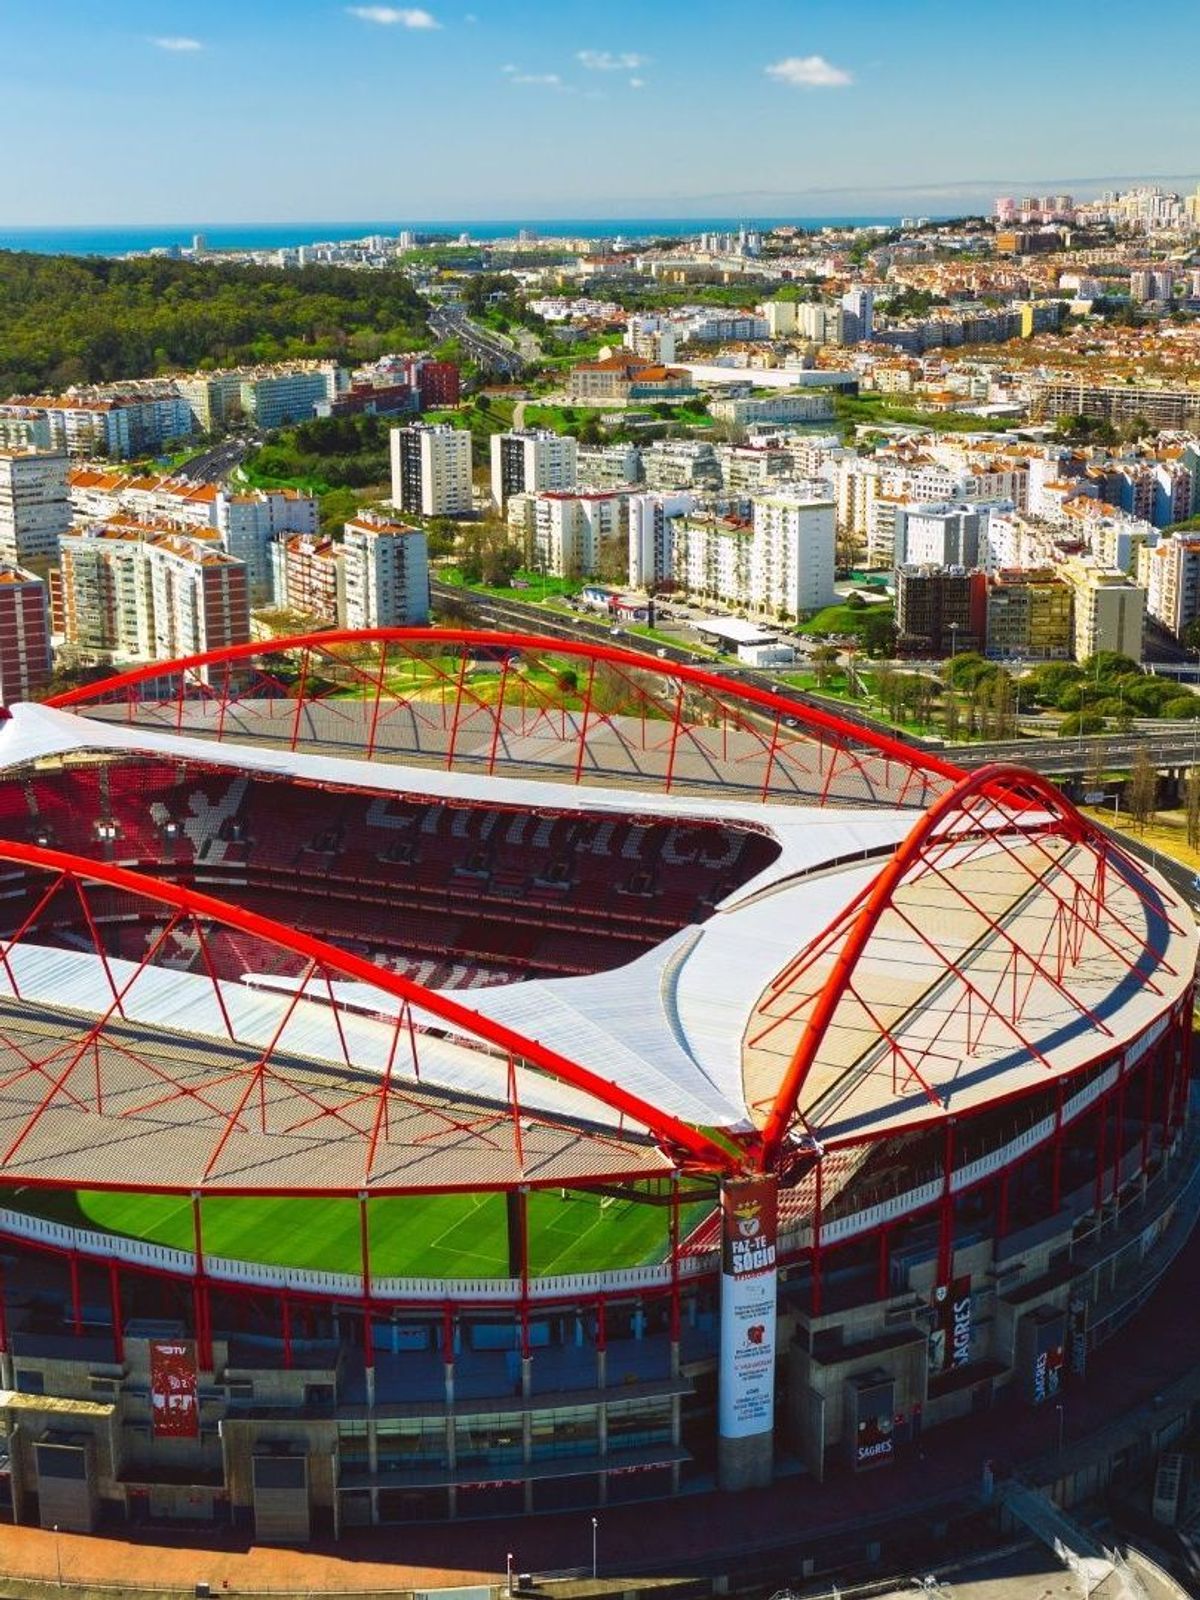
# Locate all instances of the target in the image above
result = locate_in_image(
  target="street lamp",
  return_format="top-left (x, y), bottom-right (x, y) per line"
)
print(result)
top-left (506, 1551), bottom-right (514, 1598)
top-left (948, 620), bottom-right (960, 663)
top-left (54, 1524), bottom-right (62, 1589)
top-left (592, 1515), bottom-right (599, 1580)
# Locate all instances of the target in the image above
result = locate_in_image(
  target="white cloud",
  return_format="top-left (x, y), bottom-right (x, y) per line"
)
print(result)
top-left (577, 49), bottom-right (648, 72)
top-left (765, 54), bottom-right (853, 88)
top-left (509, 71), bottom-right (563, 87)
top-left (628, 76), bottom-right (644, 90)
top-left (346, 6), bottom-right (441, 28)
top-left (150, 36), bottom-right (203, 51)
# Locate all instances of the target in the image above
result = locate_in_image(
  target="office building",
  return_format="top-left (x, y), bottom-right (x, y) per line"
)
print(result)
top-left (895, 565), bottom-right (987, 656)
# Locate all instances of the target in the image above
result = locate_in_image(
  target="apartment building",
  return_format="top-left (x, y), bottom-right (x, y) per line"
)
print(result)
top-left (342, 514), bottom-right (429, 629)
top-left (640, 440), bottom-right (722, 493)
top-left (984, 569), bottom-right (1074, 660)
top-left (895, 565), bottom-right (987, 656)
top-left (0, 565), bottom-right (52, 702)
top-left (146, 536), bottom-right (250, 661)
top-left (271, 535), bottom-right (346, 627)
top-left (214, 490), bottom-right (319, 604)
top-left (532, 491), bottom-right (628, 579)
top-left (626, 492), bottom-right (696, 590)
top-left (0, 391), bottom-right (193, 459)
top-left (176, 363), bottom-right (343, 432)
top-left (389, 424), bottom-right (473, 518)
top-left (1139, 533), bottom-right (1200, 640)
top-left (1032, 378), bottom-right (1200, 432)
top-left (0, 449), bottom-right (71, 566)
top-left (672, 513), bottom-right (753, 606)
top-left (59, 525), bottom-right (248, 661)
top-left (489, 430), bottom-right (578, 510)
top-left (750, 484), bottom-right (837, 619)
top-left (1060, 557), bottom-right (1147, 660)
top-left (709, 393), bottom-right (835, 427)
top-left (894, 502), bottom-right (983, 568)
top-left (576, 443), bottom-right (642, 489)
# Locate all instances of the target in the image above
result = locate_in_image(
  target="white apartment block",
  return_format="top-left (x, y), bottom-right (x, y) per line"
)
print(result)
top-left (576, 443), bottom-right (642, 490)
top-left (1139, 533), bottom-right (1200, 639)
top-left (894, 503), bottom-right (983, 568)
top-left (390, 424), bottom-right (473, 518)
top-left (532, 491), bottom-right (628, 579)
top-left (750, 484), bottom-right (837, 618)
top-left (709, 393), bottom-right (834, 427)
top-left (672, 515), bottom-right (753, 607)
top-left (60, 528), bottom-right (156, 659)
top-left (214, 490), bottom-right (319, 605)
top-left (0, 449), bottom-right (71, 566)
top-left (627, 492), bottom-right (696, 590)
top-left (490, 430), bottom-right (578, 510)
top-left (342, 514), bottom-right (430, 629)
top-left (176, 363), bottom-right (343, 432)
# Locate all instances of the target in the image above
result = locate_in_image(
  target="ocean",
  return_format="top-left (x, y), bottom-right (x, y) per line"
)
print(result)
top-left (0, 217), bottom-right (900, 258)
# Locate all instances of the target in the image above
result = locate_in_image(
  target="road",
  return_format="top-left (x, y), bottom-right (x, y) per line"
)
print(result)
top-left (173, 437), bottom-right (254, 484)
top-left (953, 726), bottom-right (1200, 777)
top-left (429, 303), bottom-right (524, 378)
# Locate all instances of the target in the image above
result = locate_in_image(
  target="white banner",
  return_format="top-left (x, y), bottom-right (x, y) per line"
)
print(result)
top-left (718, 1177), bottom-right (778, 1441)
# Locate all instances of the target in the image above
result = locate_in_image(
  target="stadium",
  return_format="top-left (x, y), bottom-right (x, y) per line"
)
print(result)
top-left (0, 627), bottom-right (1193, 1541)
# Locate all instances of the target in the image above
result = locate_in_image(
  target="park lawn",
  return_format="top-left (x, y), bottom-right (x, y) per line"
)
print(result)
top-left (795, 602), bottom-right (894, 636)
top-left (440, 567), bottom-right (583, 603)
top-left (12, 1187), bottom-right (712, 1279)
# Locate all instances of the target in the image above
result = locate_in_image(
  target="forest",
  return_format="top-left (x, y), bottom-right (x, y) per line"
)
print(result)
top-left (0, 252), bottom-right (429, 397)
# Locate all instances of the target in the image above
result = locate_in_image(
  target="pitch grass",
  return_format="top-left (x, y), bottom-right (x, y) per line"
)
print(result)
top-left (13, 1188), bottom-right (714, 1280)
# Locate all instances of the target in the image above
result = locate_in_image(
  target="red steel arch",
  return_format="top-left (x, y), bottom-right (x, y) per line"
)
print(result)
top-left (753, 763), bottom-right (1186, 1169)
top-left (45, 627), bottom-right (965, 799)
top-left (0, 838), bottom-right (741, 1185)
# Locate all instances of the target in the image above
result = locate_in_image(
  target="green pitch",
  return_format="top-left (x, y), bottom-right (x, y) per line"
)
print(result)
top-left (14, 1187), bottom-right (714, 1279)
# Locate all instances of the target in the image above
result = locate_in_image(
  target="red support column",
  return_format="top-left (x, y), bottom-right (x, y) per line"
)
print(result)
top-left (69, 1251), bottom-right (82, 1337)
top-left (937, 1120), bottom-right (955, 1285)
top-left (811, 1156), bottom-right (824, 1319)
top-left (192, 1192), bottom-right (213, 1372)
top-left (108, 1259), bottom-right (124, 1364)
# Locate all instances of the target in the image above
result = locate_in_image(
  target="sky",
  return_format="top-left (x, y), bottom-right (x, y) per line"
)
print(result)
top-left (1, 0), bottom-right (1197, 225)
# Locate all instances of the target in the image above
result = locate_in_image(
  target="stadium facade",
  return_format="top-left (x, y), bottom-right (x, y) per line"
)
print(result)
top-left (0, 629), bottom-right (1192, 1540)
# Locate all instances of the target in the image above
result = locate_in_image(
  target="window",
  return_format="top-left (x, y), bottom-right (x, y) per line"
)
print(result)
top-left (530, 1406), bottom-right (598, 1461)
top-left (455, 1412), bottom-right (524, 1470)
top-left (606, 1397), bottom-right (672, 1453)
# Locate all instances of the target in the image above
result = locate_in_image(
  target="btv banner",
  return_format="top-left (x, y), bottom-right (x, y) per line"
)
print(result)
top-left (150, 1339), bottom-right (199, 1438)
top-left (718, 1177), bottom-right (778, 1440)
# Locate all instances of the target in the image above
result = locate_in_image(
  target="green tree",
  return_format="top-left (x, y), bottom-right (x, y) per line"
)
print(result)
top-left (1126, 746), bottom-right (1158, 834)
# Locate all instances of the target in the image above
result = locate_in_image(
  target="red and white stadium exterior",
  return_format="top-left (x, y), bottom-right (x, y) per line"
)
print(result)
top-left (0, 629), bottom-right (1193, 1534)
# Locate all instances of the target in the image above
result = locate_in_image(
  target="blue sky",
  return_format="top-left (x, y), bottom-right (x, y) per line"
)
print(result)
top-left (1, 0), bottom-right (1196, 224)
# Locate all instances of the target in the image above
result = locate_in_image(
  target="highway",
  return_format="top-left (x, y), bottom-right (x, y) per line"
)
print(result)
top-left (953, 726), bottom-right (1200, 777)
top-left (174, 437), bottom-right (254, 483)
top-left (428, 303), bottom-right (523, 378)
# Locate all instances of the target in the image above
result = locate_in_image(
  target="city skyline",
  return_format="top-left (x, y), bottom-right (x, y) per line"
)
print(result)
top-left (3, 0), bottom-right (1199, 224)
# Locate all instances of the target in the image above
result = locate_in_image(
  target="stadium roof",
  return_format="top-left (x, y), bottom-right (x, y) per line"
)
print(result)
top-left (0, 632), bottom-right (1186, 1195)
